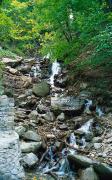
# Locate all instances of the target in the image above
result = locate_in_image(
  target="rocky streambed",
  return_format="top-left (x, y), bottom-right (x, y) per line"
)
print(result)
top-left (1, 56), bottom-right (112, 180)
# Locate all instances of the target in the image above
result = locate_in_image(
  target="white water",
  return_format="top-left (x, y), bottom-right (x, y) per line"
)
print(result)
top-left (85, 99), bottom-right (104, 117)
top-left (50, 61), bottom-right (61, 87)
top-left (78, 119), bottom-right (93, 134)
top-left (96, 107), bottom-right (104, 117)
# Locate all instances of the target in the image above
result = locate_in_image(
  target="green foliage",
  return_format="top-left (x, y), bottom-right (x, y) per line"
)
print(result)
top-left (0, 0), bottom-right (112, 71)
top-left (0, 49), bottom-right (17, 58)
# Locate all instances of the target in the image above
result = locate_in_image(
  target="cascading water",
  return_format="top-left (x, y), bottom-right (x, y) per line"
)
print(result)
top-left (78, 119), bottom-right (93, 134)
top-left (50, 61), bottom-right (61, 87)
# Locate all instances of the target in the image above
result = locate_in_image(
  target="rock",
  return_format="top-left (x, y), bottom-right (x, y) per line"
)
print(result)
top-left (59, 124), bottom-right (68, 130)
top-left (85, 133), bottom-right (93, 142)
top-left (2, 57), bottom-right (22, 67)
top-left (18, 64), bottom-right (31, 74)
top-left (74, 130), bottom-right (85, 136)
top-left (55, 141), bottom-right (61, 149)
top-left (33, 81), bottom-right (50, 97)
top-left (94, 163), bottom-right (112, 179)
top-left (54, 75), bottom-right (68, 88)
top-left (20, 141), bottom-right (42, 153)
top-left (46, 134), bottom-right (55, 139)
top-left (21, 76), bottom-right (32, 88)
top-left (57, 113), bottom-right (65, 121)
top-left (24, 58), bottom-right (35, 65)
top-left (37, 104), bottom-right (49, 114)
top-left (51, 96), bottom-right (84, 117)
top-left (92, 137), bottom-right (102, 143)
top-left (22, 153), bottom-right (38, 168)
top-left (67, 154), bottom-right (94, 168)
top-left (28, 110), bottom-right (38, 120)
top-left (94, 143), bottom-right (102, 150)
top-left (43, 111), bottom-right (55, 121)
top-left (80, 167), bottom-right (99, 180)
top-left (15, 126), bottom-right (26, 137)
top-left (5, 66), bottom-right (19, 75)
top-left (23, 131), bottom-right (41, 142)
top-left (80, 83), bottom-right (88, 90)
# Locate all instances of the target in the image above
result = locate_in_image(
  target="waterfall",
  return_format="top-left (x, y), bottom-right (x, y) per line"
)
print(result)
top-left (50, 61), bottom-right (61, 86)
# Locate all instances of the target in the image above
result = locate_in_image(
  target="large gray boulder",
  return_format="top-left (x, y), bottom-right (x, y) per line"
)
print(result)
top-left (80, 167), bottom-right (99, 180)
top-left (22, 153), bottom-right (38, 168)
top-left (23, 130), bottom-right (41, 142)
top-left (67, 154), bottom-right (94, 168)
top-left (20, 141), bottom-right (42, 153)
top-left (15, 126), bottom-right (26, 137)
top-left (51, 96), bottom-right (84, 117)
top-left (94, 163), bottom-right (112, 179)
top-left (33, 82), bottom-right (50, 97)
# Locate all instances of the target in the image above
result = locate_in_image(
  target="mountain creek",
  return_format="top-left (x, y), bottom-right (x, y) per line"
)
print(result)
top-left (0, 56), bottom-right (112, 180)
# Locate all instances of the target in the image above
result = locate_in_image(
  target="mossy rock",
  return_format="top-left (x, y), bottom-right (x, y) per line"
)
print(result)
top-left (33, 81), bottom-right (50, 97)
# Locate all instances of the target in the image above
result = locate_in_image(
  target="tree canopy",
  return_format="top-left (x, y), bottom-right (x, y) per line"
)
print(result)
top-left (0, 0), bottom-right (112, 70)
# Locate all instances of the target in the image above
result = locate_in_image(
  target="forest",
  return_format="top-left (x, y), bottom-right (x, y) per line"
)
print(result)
top-left (0, 0), bottom-right (112, 70)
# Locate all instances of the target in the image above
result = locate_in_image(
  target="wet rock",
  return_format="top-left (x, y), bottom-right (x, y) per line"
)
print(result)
top-left (28, 110), bottom-right (38, 120)
top-left (23, 131), bottom-right (41, 142)
top-left (92, 137), bottom-right (102, 143)
top-left (59, 124), bottom-right (68, 130)
top-left (21, 141), bottom-right (42, 153)
top-left (22, 153), bottom-right (38, 168)
top-left (37, 104), bottom-right (49, 114)
top-left (85, 133), bottom-right (93, 142)
top-left (55, 141), bottom-right (61, 149)
top-left (2, 57), bottom-right (22, 67)
top-left (94, 143), bottom-right (102, 150)
top-left (80, 167), bottom-right (99, 180)
top-left (67, 154), bottom-right (94, 168)
top-left (94, 163), bottom-right (112, 179)
top-left (74, 130), bottom-right (85, 136)
top-left (57, 113), bottom-right (65, 121)
top-left (54, 75), bottom-right (68, 88)
top-left (43, 111), bottom-right (55, 121)
top-left (33, 81), bottom-right (50, 97)
top-left (15, 126), bottom-right (26, 137)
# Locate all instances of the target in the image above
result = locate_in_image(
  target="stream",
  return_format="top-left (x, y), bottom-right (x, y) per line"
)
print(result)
top-left (2, 56), bottom-right (112, 180)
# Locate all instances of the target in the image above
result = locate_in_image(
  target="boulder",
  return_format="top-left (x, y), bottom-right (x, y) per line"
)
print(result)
top-left (43, 111), bottom-right (55, 121)
top-left (80, 167), bottom-right (99, 180)
top-left (2, 57), bottom-right (22, 67)
top-left (94, 163), bottom-right (112, 179)
top-left (28, 110), bottom-right (38, 120)
top-left (67, 154), bottom-right (94, 168)
top-left (15, 126), bottom-right (26, 137)
top-left (94, 143), bottom-right (102, 150)
top-left (92, 137), bottom-right (102, 143)
top-left (18, 64), bottom-right (31, 74)
top-left (23, 131), bottom-right (41, 142)
top-left (22, 153), bottom-right (38, 168)
top-left (33, 82), bottom-right (50, 97)
top-left (51, 96), bottom-right (84, 117)
top-left (20, 141), bottom-right (41, 153)
top-left (37, 104), bottom-right (49, 114)
top-left (57, 113), bottom-right (65, 121)
top-left (5, 66), bottom-right (19, 75)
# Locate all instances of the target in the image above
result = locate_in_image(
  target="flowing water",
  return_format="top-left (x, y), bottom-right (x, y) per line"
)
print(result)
top-left (26, 59), bottom-right (104, 179)
top-left (50, 61), bottom-right (61, 87)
